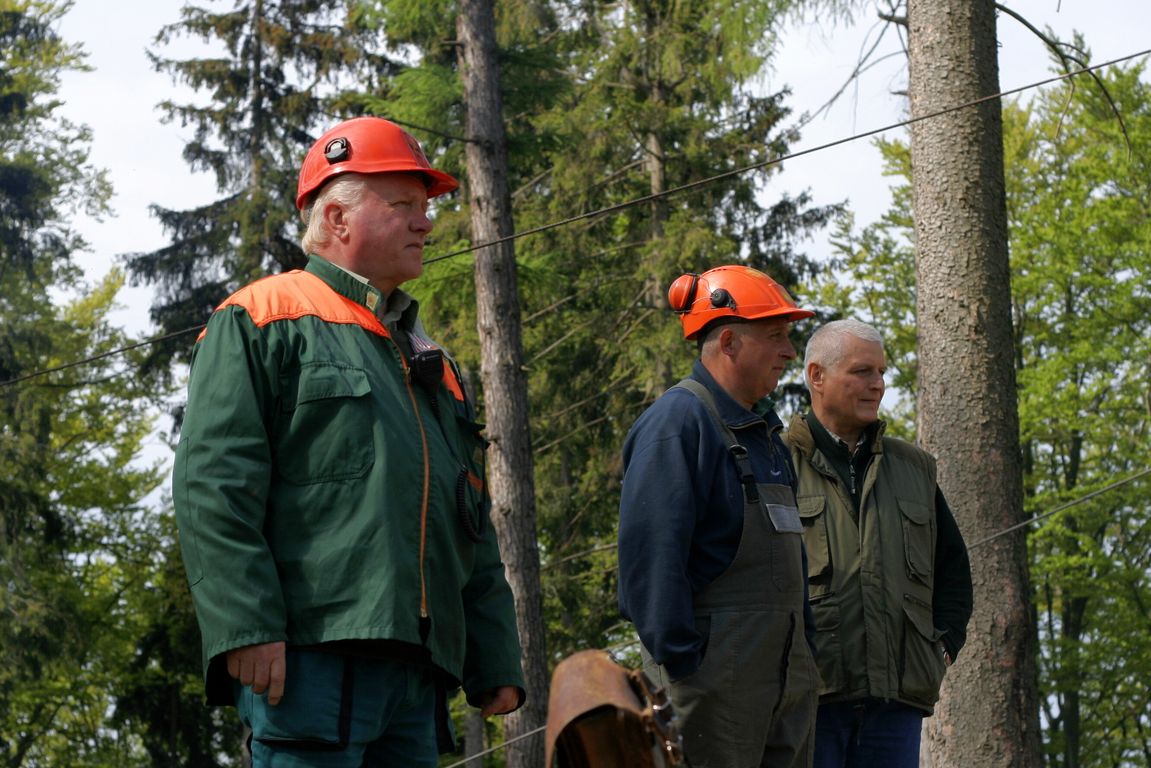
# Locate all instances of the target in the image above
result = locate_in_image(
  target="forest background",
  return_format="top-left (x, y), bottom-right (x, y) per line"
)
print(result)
top-left (2, 0), bottom-right (1149, 765)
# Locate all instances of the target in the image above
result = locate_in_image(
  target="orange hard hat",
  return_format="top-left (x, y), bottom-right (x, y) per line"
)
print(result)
top-left (667, 265), bottom-right (814, 340)
top-left (295, 116), bottom-right (459, 209)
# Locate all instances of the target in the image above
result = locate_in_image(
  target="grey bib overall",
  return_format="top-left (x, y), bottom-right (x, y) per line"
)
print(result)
top-left (642, 380), bottom-right (817, 768)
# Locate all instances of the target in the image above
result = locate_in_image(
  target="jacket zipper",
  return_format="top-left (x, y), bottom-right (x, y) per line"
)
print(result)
top-left (396, 343), bottom-right (433, 638)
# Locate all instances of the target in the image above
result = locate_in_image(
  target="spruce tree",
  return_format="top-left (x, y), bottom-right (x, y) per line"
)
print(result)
top-left (1, 2), bottom-right (189, 763)
top-left (123, 0), bottom-right (391, 373)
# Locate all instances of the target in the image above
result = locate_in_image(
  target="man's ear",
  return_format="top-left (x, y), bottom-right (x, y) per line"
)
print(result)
top-left (717, 326), bottom-right (740, 357)
top-left (807, 362), bottom-right (823, 392)
top-left (322, 200), bottom-right (349, 241)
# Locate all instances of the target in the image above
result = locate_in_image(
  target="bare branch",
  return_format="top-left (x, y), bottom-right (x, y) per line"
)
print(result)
top-left (995, 2), bottom-right (1132, 155)
top-left (795, 4), bottom-right (907, 130)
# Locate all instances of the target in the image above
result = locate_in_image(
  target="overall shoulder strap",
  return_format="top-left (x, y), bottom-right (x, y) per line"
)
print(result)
top-left (672, 379), bottom-right (759, 504)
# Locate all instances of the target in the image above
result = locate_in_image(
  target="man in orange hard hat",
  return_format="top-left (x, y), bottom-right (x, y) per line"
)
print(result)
top-left (618, 265), bottom-right (819, 768)
top-left (174, 116), bottom-right (525, 767)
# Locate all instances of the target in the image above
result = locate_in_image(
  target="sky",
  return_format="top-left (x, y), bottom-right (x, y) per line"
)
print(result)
top-left (54, 0), bottom-right (1151, 337)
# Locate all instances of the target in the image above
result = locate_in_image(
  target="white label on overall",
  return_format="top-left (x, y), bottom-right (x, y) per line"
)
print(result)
top-left (765, 503), bottom-right (803, 534)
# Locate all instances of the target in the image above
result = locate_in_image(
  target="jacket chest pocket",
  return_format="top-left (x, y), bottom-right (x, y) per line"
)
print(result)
top-left (798, 495), bottom-right (832, 599)
top-left (274, 362), bottom-right (374, 485)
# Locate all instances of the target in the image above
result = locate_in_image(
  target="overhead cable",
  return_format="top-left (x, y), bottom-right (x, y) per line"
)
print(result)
top-left (968, 467), bottom-right (1151, 548)
top-left (440, 723), bottom-right (548, 768)
top-left (2, 47), bottom-right (1147, 389)
top-left (0, 324), bottom-right (207, 389)
top-left (422, 48), bottom-right (1151, 265)
top-left (457, 466), bottom-right (1151, 764)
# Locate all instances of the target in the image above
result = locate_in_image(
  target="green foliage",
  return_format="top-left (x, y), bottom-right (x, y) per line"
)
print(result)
top-left (0, 270), bottom-right (181, 766)
top-left (0, 0), bottom-right (110, 282)
top-left (2, 0), bottom-right (848, 759)
top-left (1004, 60), bottom-right (1151, 767)
top-left (110, 512), bottom-right (244, 767)
top-left (123, 0), bottom-right (391, 374)
top-left (1, 3), bottom-right (229, 763)
top-left (805, 137), bottom-right (918, 436)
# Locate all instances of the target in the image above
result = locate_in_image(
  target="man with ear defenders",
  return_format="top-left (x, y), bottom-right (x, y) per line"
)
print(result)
top-left (617, 265), bottom-right (819, 768)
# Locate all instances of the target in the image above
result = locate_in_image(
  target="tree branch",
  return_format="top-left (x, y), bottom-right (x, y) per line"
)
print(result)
top-left (995, 2), bottom-right (1132, 155)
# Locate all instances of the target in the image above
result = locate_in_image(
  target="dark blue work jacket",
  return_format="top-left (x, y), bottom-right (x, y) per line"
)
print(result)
top-left (617, 360), bottom-right (806, 680)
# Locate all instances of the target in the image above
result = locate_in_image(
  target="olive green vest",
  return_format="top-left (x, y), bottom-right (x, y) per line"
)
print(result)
top-left (785, 414), bottom-right (947, 713)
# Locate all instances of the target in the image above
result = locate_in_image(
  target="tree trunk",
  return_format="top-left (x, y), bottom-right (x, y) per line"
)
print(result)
top-left (464, 710), bottom-right (485, 767)
top-left (906, 1), bottom-right (1041, 766)
top-left (456, 1), bottom-right (548, 766)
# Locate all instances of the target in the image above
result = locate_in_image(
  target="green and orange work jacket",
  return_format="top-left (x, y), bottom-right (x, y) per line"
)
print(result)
top-left (173, 254), bottom-right (524, 706)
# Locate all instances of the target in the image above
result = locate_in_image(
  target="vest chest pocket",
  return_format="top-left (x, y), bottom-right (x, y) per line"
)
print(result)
top-left (798, 495), bottom-right (831, 598)
top-left (274, 362), bottom-right (374, 485)
top-left (898, 496), bottom-right (935, 587)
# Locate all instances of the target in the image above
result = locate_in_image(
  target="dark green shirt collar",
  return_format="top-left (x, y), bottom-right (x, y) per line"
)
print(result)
top-left (304, 253), bottom-right (420, 329)
top-left (804, 412), bottom-right (880, 512)
top-left (805, 412), bottom-right (879, 460)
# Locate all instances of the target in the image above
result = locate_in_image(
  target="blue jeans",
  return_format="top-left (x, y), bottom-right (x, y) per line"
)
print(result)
top-left (813, 699), bottom-right (924, 768)
top-left (235, 649), bottom-right (441, 768)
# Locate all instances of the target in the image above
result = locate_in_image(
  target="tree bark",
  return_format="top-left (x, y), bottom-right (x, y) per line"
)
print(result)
top-left (456, 1), bottom-right (548, 766)
top-left (906, 1), bottom-right (1041, 766)
top-left (464, 710), bottom-right (485, 767)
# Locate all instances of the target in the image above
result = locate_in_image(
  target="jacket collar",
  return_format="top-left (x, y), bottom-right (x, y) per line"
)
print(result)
top-left (690, 359), bottom-right (784, 433)
top-left (806, 412), bottom-right (884, 459)
top-left (788, 411), bottom-right (887, 458)
top-left (305, 253), bottom-right (420, 328)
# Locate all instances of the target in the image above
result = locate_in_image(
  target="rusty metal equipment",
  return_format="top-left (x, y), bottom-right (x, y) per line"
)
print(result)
top-left (545, 650), bottom-right (686, 768)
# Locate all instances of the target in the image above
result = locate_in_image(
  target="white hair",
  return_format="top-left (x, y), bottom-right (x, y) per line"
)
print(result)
top-left (804, 318), bottom-right (884, 385)
top-left (299, 174), bottom-right (369, 255)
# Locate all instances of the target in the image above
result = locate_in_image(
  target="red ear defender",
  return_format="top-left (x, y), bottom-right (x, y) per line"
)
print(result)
top-left (668, 273), bottom-right (701, 313)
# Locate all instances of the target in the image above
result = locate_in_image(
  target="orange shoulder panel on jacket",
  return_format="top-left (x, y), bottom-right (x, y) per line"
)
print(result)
top-left (440, 358), bottom-right (465, 402)
top-left (196, 270), bottom-right (388, 342)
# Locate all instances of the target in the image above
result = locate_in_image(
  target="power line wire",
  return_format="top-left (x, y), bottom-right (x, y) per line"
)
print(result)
top-left (491, 469), bottom-right (1151, 764)
top-left (422, 48), bottom-right (1151, 264)
top-left (528, 468), bottom-right (1151, 570)
top-left (968, 467), bottom-right (1151, 548)
top-left (1, 47), bottom-right (1145, 768)
top-left (2, 47), bottom-right (1147, 389)
top-left (431, 464), bottom-right (1151, 768)
top-left (440, 723), bottom-right (547, 768)
top-left (0, 324), bottom-right (206, 389)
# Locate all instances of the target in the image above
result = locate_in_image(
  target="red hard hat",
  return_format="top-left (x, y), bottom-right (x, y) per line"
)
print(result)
top-left (667, 265), bottom-right (815, 340)
top-left (295, 116), bottom-right (459, 209)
